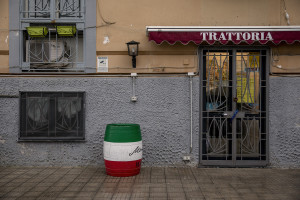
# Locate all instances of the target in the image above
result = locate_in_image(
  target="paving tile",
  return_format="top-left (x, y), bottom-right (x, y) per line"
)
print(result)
top-left (29, 186), bottom-right (50, 192)
top-left (38, 191), bottom-right (60, 198)
top-left (94, 192), bottom-right (114, 198)
top-left (64, 186), bottom-right (83, 192)
top-left (132, 186), bottom-right (150, 193)
top-left (130, 192), bottom-right (149, 198)
top-left (58, 191), bottom-right (78, 198)
top-left (168, 197), bottom-right (187, 200)
top-left (76, 191), bottom-right (96, 198)
top-left (112, 192), bottom-right (131, 199)
top-left (2, 191), bottom-right (24, 198)
top-left (22, 191), bottom-right (44, 197)
top-left (99, 187), bottom-right (116, 193)
top-left (73, 197), bottom-right (93, 200)
top-left (115, 187), bottom-right (133, 193)
top-left (150, 187), bottom-right (167, 193)
top-left (186, 197), bottom-right (205, 200)
top-left (0, 167), bottom-right (299, 200)
top-left (149, 192), bottom-right (167, 198)
top-left (167, 187), bottom-right (184, 193)
top-left (167, 192), bottom-right (186, 198)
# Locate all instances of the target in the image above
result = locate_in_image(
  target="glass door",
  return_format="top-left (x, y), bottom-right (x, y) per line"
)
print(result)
top-left (200, 48), bottom-right (269, 166)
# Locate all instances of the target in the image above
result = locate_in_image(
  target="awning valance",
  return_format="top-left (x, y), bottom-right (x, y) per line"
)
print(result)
top-left (146, 26), bottom-right (300, 45)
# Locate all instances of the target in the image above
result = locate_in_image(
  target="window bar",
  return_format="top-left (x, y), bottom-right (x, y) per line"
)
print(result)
top-left (213, 54), bottom-right (216, 107)
top-left (205, 53), bottom-right (209, 158)
top-left (218, 115), bottom-right (221, 156)
top-left (76, 29), bottom-right (79, 68)
top-left (242, 54), bottom-right (246, 160)
top-left (241, 54), bottom-right (243, 110)
top-left (42, 0), bottom-right (44, 16)
top-left (206, 53), bottom-right (210, 158)
top-left (253, 53), bottom-right (257, 159)
top-left (247, 53), bottom-right (249, 104)
top-left (225, 53), bottom-right (228, 160)
top-left (35, 0), bottom-right (37, 18)
top-left (55, 29), bottom-right (58, 63)
top-left (77, 93), bottom-right (79, 137)
top-left (207, 54), bottom-right (212, 110)
top-left (259, 51), bottom-right (262, 160)
top-left (58, 0), bottom-right (61, 18)
top-left (25, 93), bottom-right (28, 137)
top-left (78, 0), bottom-right (81, 18)
top-left (219, 54), bottom-right (222, 112)
top-left (54, 95), bottom-right (56, 137)
top-left (69, 97), bottom-right (71, 133)
top-left (254, 52), bottom-right (257, 111)
top-left (232, 49), bottom-right (237, 164)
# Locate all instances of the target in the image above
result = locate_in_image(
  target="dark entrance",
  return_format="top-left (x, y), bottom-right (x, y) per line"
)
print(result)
top-left (199, 47), bottom-right (269, 166)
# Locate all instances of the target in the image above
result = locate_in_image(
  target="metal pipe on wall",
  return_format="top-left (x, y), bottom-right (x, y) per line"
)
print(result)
top-left (190, 75), bottom-right (193, 153)
top-left (188, 72), bottom-right (195, 153)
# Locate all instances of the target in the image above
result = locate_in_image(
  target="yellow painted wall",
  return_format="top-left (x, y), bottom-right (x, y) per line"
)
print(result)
top-left (0, 0), bottom-right (9, 73)
top-left (1, 0), bottom-right (300, 74)
top-left (96, 0), bottom-right (300, 73)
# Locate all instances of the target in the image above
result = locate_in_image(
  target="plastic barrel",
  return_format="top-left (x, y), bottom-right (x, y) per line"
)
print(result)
top-left (104, 124), bottom-right (142, 177)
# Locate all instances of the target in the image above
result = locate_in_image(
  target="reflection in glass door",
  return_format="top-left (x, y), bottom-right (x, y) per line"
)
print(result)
top-left (200, 48), bottom-right (269, 166)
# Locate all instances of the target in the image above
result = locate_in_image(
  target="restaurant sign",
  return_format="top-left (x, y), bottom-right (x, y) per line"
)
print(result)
top-left (146, 26), bottom-right (300, 45)
top-left (200, 32), bottom-right (273, 43)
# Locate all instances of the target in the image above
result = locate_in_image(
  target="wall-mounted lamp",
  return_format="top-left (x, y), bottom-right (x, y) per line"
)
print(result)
top-left (126, 40), bottom-right (140, 68)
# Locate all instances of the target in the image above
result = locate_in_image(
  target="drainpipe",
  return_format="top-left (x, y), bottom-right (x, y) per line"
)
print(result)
top-left (131, 73), bottom-right (138, 102)
top-left (188, 72), bottom-right (195, 153)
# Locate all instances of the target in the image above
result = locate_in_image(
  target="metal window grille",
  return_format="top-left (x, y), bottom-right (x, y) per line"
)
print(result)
top-left (20, 0), bottom-right (85, 73)
top-left (21, 0), bottom-right (84, 19)
top-left (20, 92), bottom-right (85, 141)
top-left (199, 47), bottom-right (269, 167)
top-left (23, 25), bottom-right (84, 72)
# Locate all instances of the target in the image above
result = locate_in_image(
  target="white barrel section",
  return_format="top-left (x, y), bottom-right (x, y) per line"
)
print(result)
top-left (104, 141), bottom-right (142, 162)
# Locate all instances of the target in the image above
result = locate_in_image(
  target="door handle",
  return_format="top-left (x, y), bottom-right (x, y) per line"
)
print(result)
top-left (233, 97), bottom-right (238, 102)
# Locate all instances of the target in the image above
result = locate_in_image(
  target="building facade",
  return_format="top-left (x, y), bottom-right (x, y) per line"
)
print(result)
top-left (0, 0), bottom-right (300, 168)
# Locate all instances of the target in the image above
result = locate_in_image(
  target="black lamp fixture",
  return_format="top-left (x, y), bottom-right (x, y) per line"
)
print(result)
top-left (126, 40), bottom-right (140, 68)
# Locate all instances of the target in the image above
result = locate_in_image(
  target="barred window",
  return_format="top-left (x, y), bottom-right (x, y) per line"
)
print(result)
top-left (21, 0), bottom-right (84, 19)
top-left (23, 25), bottom-right (84, 72)
top-left (20, 92), bottom-right (85, 141)
top-left (20, 0), bottom-right (85, 73)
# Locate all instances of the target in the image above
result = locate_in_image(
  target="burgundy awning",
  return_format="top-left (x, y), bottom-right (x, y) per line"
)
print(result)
top-left (146, 26), bottom-right (300, 45)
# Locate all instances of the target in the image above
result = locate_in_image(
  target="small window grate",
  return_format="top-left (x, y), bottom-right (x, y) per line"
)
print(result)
top-left (20, 92), bottom-right (85, 141)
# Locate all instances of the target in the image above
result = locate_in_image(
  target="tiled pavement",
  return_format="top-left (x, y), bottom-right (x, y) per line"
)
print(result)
top-left (0, 167), bottom-right (299, 200)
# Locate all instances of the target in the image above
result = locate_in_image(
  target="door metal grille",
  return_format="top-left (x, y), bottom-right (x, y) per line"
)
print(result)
top-left (199, 47), bottom-right (269, 167)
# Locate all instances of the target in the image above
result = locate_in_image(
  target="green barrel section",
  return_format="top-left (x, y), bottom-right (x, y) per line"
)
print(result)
top-left (104, 124), bottom-right (141, 143)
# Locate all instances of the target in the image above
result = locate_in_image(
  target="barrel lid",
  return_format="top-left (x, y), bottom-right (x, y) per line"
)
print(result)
top-left (105, 124), bottom-right (141, 143)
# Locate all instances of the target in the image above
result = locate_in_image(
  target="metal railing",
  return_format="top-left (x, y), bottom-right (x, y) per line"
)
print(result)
top-left (21, 0), bottom-right (84, 20)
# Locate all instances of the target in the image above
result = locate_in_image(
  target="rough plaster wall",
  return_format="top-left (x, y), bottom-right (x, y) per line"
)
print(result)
top-left (269, 77), bottom-right (300, 168)
top-left (1, 76), bottom-right (299, 168)
top-left (0, 77), bottom-right (199, 167)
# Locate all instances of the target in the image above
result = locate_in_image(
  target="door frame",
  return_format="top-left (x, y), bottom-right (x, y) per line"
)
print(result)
top-left (198, 46), bottom-right (270, 167)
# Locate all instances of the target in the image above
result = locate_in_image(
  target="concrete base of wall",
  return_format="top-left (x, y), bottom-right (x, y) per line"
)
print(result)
top-left (269, 76), bottom-right (300, 168)
top-left (0, 76), bottom-right (299, 168)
